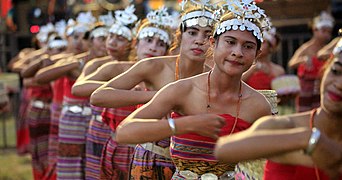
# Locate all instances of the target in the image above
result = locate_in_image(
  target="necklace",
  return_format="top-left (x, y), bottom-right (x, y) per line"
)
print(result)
top-left (206, 70), bottom-right (243, 135)
top-left (310, 109), bottom-right (321, 180)
top-left (175, 56), bottom-right (180, 80)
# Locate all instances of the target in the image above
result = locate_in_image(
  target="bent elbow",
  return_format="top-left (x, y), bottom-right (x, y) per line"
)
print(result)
top-left (90, 92), bottom-right (102, 106)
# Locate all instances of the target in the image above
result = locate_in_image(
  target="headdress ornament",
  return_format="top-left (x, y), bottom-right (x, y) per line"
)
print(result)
top-left (313, 11), bottom-right (334, 29)
top-left (180, 0), bottom-right (217, 28)
top-left (47, 34), bottom-right (67, 49)
top-left (37, 23), bottom-right (55, 43)
top-left (263, 18), bottom-right (277, 47)
top-left (66, 12), bottom-right (95, 36)
top-left (109, 5), bottom-right (138, 41)
top-left (99, 11), bottom-right (115, 27)
top-left (214, 0), bottom-right (270, 42)
top-left (137, 7), bottom-right (173, 45)
top-left (89, 26), bottom-right (109, 38)
top-left (55, 20), bottom-right (67, 38)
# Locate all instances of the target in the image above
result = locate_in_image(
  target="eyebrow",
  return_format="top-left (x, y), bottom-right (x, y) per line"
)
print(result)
top-left (222, 35), bottom-right (257, 45)
top-left (334, 61), bottom-right (342, 66)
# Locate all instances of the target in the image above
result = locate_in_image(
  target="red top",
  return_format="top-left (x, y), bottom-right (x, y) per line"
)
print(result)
top-left (246, 71), bottom-right (274, 90)
top-left (29, 84), bottom-right (52, 100)
top-left (264, 160), bottom-right (342, 180)
top-left (297, 56), bottom-right (326, 80)
top-left (52, 77), bottom-right (65, 104)
top-left (101, 106), bottom-right (137, 131)
top-left (63, 77), bottom-right (88, 100)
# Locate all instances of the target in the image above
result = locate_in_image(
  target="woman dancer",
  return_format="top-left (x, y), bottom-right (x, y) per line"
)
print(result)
top-left (215, 38), bottom-right (342, 180)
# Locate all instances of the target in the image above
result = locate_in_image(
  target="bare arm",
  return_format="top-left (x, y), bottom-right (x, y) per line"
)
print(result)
top-left (72, 60), bottom-right (120, 97)
top-left (35, 58), bottom-right (79, 84)
top-left (90, 60), bottom-right (157, 107)
top-left (317, 37), bottom-right (340, 60)
top-left (116, 81), bottom-right (225, 144)
top-left (288, 47), bottom-right (307, 69)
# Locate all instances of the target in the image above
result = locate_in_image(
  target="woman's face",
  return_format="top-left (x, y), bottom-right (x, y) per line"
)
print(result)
top-left (68, 32), bottom-right (87, 54)
top-left (136, 36), bottom-right (168, 60)
top-left (179, 25), bottom-right (212, 62)
top-left (321, 55), bottom-right (342, 115)
top-left (91, 35), bottom-right (107, 57)
top-left (106, 33), bottom-right (131, 59)
top-left (213, 30), bottom-right (260, 75)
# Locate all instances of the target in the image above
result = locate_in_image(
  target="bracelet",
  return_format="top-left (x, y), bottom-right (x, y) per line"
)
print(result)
top-left (167, 118), bottom-right (176, 135)
top-left (304, 127), bottom-right (321, 155)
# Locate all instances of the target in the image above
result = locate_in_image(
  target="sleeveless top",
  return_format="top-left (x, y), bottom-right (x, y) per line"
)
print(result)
top-left (297, 56), bottom-right (325, 80)
top-left (52, 77), bottom-right (65, 104)
top-left (246, 71), bottom-right (274, 90)
top-left (63, 76), bottom-right (88, 101)
top-left (101, 106), bottom-right (137, 131)
top-left (170, 112), bottom-right (251, 176)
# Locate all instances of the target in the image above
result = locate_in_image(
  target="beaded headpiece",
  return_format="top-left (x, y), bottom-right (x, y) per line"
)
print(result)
top-left (313, 11), bottom-right (334, 30)
top-left (180, 0), bottom-right (216, 28)
top-left (109, 5), bottom-right (138, 41)
top-left (137, 7), bottom-right (173, 45)
top-left (214, 0), bottom-right (270, 42)
top-left (89, 26), bottom-right (109, 38)
top-left (47, 34), bottom-right (67, 49)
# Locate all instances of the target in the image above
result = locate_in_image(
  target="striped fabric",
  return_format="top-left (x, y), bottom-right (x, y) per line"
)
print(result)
top-left (16, 88), bottom-right (31, 155)
top-left (100, 136), bottom-right (135, 179)
top-left (57, 96), bottom-right (91, 180)
top-left (26, 99), bottom-right (51, 180)
top-left (100, 107), bottom-right (137, 179)
top-left (46, 102), bottom-right (63, 180)
top-left (85, 105), bottom-right (111, 180)
top-left (170, 113), bottom-right (251, 179)
top-left (129, 139), bottom-right (176, 180)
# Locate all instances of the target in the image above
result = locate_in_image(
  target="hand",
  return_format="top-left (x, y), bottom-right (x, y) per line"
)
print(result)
top-left (186, 114), bottom-right (226, 139)
top-left (311, 133), bottom-right (342, 179)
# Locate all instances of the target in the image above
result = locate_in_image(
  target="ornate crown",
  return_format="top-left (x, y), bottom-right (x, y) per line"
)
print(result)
top-left (109, 5), bottom-right (138, 41)
top-left (179, 0), bottom-right (217, 28)
top-left (313, 11), bottom-right (334, 29)
top-left (137, 7), bottom-right (173, 45)
top-left (214, 0), bottom-right (270, 42)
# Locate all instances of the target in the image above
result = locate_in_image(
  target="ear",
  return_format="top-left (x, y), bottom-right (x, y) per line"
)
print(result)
top-left (254, 49), bottom-right (262, 64)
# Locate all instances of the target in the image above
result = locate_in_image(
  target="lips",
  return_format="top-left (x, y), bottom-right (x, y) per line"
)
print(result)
top-left (191, 48), bottom-right (204, 55)
top-left (145, 54), bottom-right (154, 58)
top-left (327, 91), bottom-right (342, 102)
top-left (226, 59), bottom-right (243, 66)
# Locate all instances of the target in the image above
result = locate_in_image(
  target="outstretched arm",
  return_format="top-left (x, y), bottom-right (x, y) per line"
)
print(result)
top-left (90, 60), bottom-right (157, 108)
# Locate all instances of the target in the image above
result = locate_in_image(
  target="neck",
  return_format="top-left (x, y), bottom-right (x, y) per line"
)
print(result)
top-left (316, 108), bottom-right (342, 141)
top-left (178, 54), bottom-right (205, 78)
top-left (210, 66), bottom-right (242, 94)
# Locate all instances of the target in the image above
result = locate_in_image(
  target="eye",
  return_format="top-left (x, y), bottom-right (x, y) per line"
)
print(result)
top-left (188, 30), bottom-right (196, 36)
top-left (158, 41), bottom-right (166, 47)
top-left (145, 37), bottom-right (153, 43)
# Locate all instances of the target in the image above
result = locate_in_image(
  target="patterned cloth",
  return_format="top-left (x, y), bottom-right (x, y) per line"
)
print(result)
top-left (85, 105), bottom-right (111, 180)
top-left (170, 113), bottom-right (251, 179)
top-left (129, 139), bottom-right (176, 180)
top-left (57, 77), bottom-right (91, 180)
top-left (16, 88), bottom-right (31, 155)
top-left (296, 56), bottom-right (325, 112)
top-left (99, 107), bottom-right (137, 179)
top-left (26, 84), bottom-right (53, 180)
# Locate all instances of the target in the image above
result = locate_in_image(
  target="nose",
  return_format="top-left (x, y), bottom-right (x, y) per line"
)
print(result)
top-left (148, 41), bottom-right (158, 52)
top-left (194, 35), bottom-right (205, 46)
top-left (231, 44), bottom-right (243, 58)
